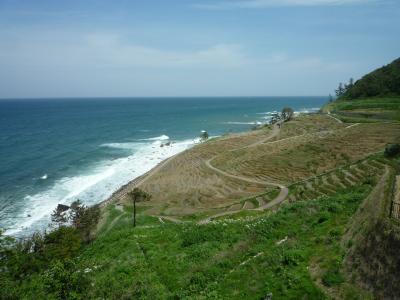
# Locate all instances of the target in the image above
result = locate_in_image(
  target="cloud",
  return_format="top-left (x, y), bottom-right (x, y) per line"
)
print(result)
top-left (0, 29), bottom-right (350, 75)
top-left (84, 34), bottom-right (249, 68)
top-left (194, 0), bottom-right (380, 9)
top-left (0, 31), bottom-right (248, 70)
top-left (0, 29), bottom-right (355, 97)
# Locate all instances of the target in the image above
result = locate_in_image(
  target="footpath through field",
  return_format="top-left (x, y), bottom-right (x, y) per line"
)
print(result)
top-left (200, 123), bottom-right (289, 223)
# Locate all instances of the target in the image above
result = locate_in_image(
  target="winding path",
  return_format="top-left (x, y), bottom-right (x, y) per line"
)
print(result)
top-left (199, 123), bottom-right (289, 223)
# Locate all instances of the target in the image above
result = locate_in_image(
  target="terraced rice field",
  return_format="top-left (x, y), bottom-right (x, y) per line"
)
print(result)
top-left (212, 122), bottom-right (400, 184)
top-left (116, 114), bottom-right (399, 218)
top-left (287, 157), bottom-right (388, 203)
top-left (205, 156), bottom-right (390, 219)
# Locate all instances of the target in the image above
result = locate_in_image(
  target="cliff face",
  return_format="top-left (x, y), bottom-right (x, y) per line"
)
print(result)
top-left (347, 219), bottom-right (400, 299)
top-left (344, 163), bottom-right (400, 299)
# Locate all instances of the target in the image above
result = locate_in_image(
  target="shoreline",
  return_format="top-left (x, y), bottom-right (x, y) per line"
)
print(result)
top-left (5, 138), bottom-right (197, 236)
top-left (97, 129), bottom-right (263, 209)
top-left (4, 108), bottom-right (321, 236)
top-left (98, 153), bottom-right (179, 208)
top-left (97, 111), bottom-right (321, 210)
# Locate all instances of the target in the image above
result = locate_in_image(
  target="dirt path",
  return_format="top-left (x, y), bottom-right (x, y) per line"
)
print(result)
top-left (345, 123), bottom-right (360, 129)
top-left (102, 212), bottom-right (126, 235)
top-left (232, 124), bottom-right (280, 151)
top-left (102, 114), bottom-right (349, 225)
top-left (326, 112), bottom-right (343, 124)
top-left (200, 124), bottom-right (289, 223)
top-left (154, 215), bottom-right (184, 224)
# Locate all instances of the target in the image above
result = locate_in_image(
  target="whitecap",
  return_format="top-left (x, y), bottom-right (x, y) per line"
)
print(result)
top-left (5, 137), bottom-right (196, 236)
top-left (100, 142), bottom-right (144, 150)
top-left (142, 135), bottom-right (170, 141)
top-left (256, 111), bottom-right (278, 115)
top-left (223, 121), bottom-right (264, 125)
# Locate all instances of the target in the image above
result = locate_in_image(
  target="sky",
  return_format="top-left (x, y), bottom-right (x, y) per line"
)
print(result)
top-left (0, 0), bottom-right (399, 98)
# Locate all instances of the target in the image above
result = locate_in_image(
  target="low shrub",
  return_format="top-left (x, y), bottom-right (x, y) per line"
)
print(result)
top-left (322, 266), bottom-right (345, 287)
top-left (384, 143), bottom-right (400, 158)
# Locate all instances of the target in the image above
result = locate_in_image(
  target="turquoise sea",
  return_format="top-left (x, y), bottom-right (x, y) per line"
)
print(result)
top-left (0, 97), bottom-right (327, 235)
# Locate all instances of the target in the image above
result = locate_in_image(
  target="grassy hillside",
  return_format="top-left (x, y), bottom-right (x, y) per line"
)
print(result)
top-left (3, 152), bottom-right (399, 299)
top-left (2, 184), bottom-right (375, 299)
top-left (2, 111), bottom-right (400, 299)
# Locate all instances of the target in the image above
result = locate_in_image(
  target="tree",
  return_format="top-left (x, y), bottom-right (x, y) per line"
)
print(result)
top-left (335, 82), bottom-right (345, 98)
top-left (200, 130), bottom-right (209, 142)
top-left (127, 188), bottom-right (152, 227)
top-left (43, 227), bottom-right (82, 261)
top-left (384, 144), bottom-right (400, 158)
top-left (348, 77), bottom-right (354, 88)
top-left (51, 204), bottom-right (70, 228)
top-left (69, 200), bottom-right (100, 243)
top-left (270, 113), bottom-right (281, 124)
top-left (281, 107), bottom-right (294, 122)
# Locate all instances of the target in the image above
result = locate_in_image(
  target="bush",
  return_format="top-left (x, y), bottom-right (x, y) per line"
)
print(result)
top-left (181, 225), bottom-right (222, 247)
top-left (70, 201), bottom-right (101, 243)
top-left (42, 260), bottom-right (89, 299)
top-left (43, 227), bottom-right (82, 261)
top-left (322, 266), bottom-right (344, 287)
top-left (384, 143), bottom-right (400, 158)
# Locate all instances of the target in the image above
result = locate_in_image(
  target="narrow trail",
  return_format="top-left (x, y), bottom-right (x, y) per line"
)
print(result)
top-left (326, 112), bottom-right (343, 124)
top-left (232, 124), bottom-right (280, 151)
top-left (200, 123), bottom-right (289, 223)
top-left (345, 123), bottom-right (360, 129)
top-left (105, 115), bottom-right (355, 225)
top-left (199, 117), bottom-right (355, 223)
top-left (102, 212), bottom-right (126, 235)
top-left (153, 215), bottom-right (184, 224)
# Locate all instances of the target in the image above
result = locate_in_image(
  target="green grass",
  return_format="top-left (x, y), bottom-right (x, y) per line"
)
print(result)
top-left (2, 179), bottom-right (377, 299)
top-left (334, 97), bottom-right (400, 111)
top-left (9, 184), bottom-right (370, 299)
top-left (325, 97), bottom-right (400, 122)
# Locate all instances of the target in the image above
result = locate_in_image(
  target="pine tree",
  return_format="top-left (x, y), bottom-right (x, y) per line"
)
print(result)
top-left (127, 188), bottom-right (152, 227)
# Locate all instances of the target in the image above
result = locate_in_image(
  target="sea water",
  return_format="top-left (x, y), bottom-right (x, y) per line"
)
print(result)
top-left (0, 97), bottom-right (327, 235)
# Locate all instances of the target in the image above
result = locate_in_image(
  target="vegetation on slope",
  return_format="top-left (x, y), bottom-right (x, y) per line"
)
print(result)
top-left (2, 103), bottom-right (400, 298)
top-left (344, 156), bottom-right (400, 299)
top-left (338, 57), bottom-right (400, 100)
top-left (325, 57), bottom-right (400, 122)
top-left (324, 97), bottom-right (400, 122)
top-left (1, 184), bottom-right (375, 299)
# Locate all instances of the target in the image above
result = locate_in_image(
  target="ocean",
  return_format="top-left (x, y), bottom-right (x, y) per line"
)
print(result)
top-left (0, 97), bottom-right (327, 235)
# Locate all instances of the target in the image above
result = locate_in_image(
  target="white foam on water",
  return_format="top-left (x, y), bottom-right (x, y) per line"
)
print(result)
top-left (142, 135), bottom-right (170, 141)
top-left (40, 174), bottom-right (48, 180)
top-left (223, 121), bottom-right (263, 125)
top-left (256, 111), bottom-right (278, 115)
top-left (100, 142), bottom-right (146, 150)
top-left (5, 137), bottom-right (195, 236)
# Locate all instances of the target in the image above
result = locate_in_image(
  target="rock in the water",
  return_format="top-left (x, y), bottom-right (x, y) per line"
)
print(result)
top-left (57, 204), bottom-right (70, 212)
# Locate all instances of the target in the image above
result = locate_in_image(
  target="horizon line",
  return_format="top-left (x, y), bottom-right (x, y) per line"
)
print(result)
top-left (0, 95), bottom-right (329, 100)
